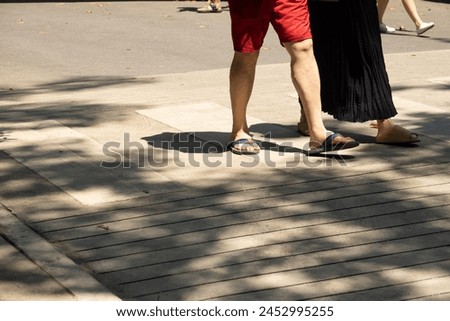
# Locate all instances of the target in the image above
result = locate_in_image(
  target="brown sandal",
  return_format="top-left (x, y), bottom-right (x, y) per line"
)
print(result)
top-left (375, 125), bottom-right (420, 144)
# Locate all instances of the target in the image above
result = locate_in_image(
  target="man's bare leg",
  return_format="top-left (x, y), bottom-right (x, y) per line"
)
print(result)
top-left (284, 40), bottom-right (327, 147)
top-left (229, 51), bottom-right (260, 153)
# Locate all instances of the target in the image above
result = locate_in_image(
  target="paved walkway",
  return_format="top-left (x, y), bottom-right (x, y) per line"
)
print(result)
top-left (0, 1), bottom-right (449, 301)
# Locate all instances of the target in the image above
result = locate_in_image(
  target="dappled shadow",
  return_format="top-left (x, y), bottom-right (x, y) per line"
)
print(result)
top-left (1, 76), bottom-right (449, 301)
top-left (61, 160), bottom-right (450, 301)
top-left (0, 76), bottom-right (158, 130)
top-left (424, 0), bottom-right (450, 3)
top-left (141, 131), bottom-right (299, 154)
top-left (0, 102), bottom-right (110, 128)
top-left (1, 76), bottom-right (156, 100)
top-left (0, 131), bottom-right (7, 143)
top-left (403, 111), bottom-right (450, 139)
top-left (391, 83), bottom-right (450, 93)
top-left (3, 126), bottom-right (450, 301)
top-left (142, 132), bottom-right (228, 154)
top-left (0, 75), bottom-right (175, 209)
top-left (142, 130), bottom-right (356, 162)
top-left (0, 235), bottom-right (75, 300)
top-left (1, 0), bottom-right (449, 302)
top-left (177, 6), bottom-right (200, 13)
top-left (381, 30), bottom-right (450, 45)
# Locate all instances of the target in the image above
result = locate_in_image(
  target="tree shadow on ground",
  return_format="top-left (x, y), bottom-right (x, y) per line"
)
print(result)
top-left (142, 129), bottom-right (357, 163)
top-left (0, 74), bottom-right (449, 301)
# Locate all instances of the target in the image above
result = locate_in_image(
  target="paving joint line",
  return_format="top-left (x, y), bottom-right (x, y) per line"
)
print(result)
top-left (0, 205), bottom-right (120, 301)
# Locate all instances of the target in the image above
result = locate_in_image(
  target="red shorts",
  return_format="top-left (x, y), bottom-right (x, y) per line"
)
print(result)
top-left (228, 0), bottom-right (312, 53)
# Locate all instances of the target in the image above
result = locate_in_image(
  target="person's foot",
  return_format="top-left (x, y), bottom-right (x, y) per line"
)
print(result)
top-left (379, 23), bottom-right (396, 34)
top-left (228, 131), bottom-right (260, 154)
top-left (307, 132), bottom-right (359, 155)
top-left (417, 22), bottom-right (435, 35)
top-left (370, 122), bottom-right (419, 144)
top-left (197, 3), bottom-right (222, 13)
top-left (227, 137), bottom-right (260, 155)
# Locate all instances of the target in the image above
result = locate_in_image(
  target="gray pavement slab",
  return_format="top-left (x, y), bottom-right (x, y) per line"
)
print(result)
top-left (0, 205), bottom-right (120, 300)
top-left (0, 1), bottom-right (449, 301)
top-left (0, 234), bottom-right (76, 301)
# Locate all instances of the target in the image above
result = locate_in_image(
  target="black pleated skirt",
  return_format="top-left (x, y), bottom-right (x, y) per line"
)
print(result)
top-left (308, 0), bottom-right (398, 122)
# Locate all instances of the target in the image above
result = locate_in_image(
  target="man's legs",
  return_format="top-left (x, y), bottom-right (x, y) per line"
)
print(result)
top-left (227, 0), bottom-right (270, 153)
top-left (228, 0), bottom-right (357, 154)
top-left (284, 40), bottom-right (327, 147)
top-left (229, 51), bottom-right (260, 153)
top-left (229, 38), bottom-right (356, 152)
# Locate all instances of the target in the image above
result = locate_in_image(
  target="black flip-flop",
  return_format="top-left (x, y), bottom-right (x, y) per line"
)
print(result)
top-left (307, 132), bottom-right (359, 155)
top-left (227, 138), bottom-right (261, 155)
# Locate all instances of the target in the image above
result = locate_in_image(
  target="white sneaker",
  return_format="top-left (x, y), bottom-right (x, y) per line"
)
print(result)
top-left (417, 22), bottom-right (435, 35)
top-left (379, 23), bottom-right (396, 34)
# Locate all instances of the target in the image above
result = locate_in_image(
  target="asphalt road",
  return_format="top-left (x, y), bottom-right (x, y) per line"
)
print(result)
top-left (1, 0), bottom-right (449, 87)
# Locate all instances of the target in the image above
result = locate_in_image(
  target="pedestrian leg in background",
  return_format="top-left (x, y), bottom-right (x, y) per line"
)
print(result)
top-left (198, 0), bottom-right (222, 13)
top-left (377, 0), bottom-right (435, 35)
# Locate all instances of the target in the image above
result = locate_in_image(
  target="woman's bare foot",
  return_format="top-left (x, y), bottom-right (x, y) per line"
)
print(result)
top-left (371, 119), bottom-right (419, 144)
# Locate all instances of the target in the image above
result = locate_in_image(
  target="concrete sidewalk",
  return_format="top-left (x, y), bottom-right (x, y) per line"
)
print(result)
top-left (0, 1), bottom-right (449, 301)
